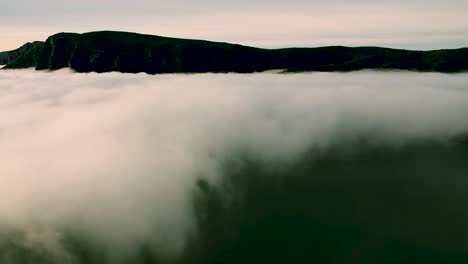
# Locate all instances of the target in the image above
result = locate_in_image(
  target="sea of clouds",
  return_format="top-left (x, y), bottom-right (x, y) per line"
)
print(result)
top-left (0, 70), bottom-right (468, 262)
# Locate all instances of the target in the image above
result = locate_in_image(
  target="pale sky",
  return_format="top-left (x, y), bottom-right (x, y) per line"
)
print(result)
top-left (1, 0), bottom-right (468, 51)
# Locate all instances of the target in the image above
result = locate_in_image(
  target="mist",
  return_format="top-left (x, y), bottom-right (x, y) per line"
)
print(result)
top-left (1, 70), bottom-right (468, 263)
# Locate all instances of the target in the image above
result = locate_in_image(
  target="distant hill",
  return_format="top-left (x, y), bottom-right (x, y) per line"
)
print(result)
top-left (0, 41), bottom-right (44, 68)
top-left (2, 31), bottom-right (468, 73)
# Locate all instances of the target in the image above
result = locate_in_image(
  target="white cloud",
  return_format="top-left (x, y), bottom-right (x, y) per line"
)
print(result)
top-left (0, 70), bottom-right (468, 260)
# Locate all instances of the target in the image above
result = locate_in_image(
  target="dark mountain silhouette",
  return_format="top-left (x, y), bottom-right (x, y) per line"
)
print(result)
top-left (0, 41), bottom-right (44, 68)
top-left (2, 31), bottom-right (468, 73)
top-left (0, 51), bottom-right (8, 65)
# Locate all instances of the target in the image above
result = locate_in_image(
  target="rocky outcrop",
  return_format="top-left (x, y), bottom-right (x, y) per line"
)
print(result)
top-left (4, 31), bottom-right (468, 73)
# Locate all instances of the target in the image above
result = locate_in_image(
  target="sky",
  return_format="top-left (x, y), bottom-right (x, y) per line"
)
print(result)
top-left (1, 0), bottom-right (468, 51)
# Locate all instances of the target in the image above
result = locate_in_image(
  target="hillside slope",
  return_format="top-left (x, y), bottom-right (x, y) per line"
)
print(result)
top-left (1, 41), bottom-right (44, 68)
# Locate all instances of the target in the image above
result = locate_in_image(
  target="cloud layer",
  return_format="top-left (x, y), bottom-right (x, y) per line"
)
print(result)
top-left (1, 70), bottom-right (468, 262)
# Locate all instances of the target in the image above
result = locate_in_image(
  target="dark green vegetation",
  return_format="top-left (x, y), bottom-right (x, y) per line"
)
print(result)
top-left (3, 139), bottom-right (468, 263)
top-left (186, 141), bottom-right (468, 264)
top-left (2, 31), bottom-right (468, 73)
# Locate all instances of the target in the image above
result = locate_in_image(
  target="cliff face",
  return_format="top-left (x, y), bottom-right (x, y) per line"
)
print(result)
top-left (35, 31), bottom-right (275, 73)
top-left (1, 41), bottom-right (44, 69)
top-left (4, 31), bottom-right (468, 73)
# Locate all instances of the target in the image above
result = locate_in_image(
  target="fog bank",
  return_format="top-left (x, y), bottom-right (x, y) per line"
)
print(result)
top-left (1, 70), bottom-right (468, 263)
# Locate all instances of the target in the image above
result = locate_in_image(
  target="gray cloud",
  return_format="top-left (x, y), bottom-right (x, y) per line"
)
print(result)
top-left (2, 0), bottom-right (467, 16)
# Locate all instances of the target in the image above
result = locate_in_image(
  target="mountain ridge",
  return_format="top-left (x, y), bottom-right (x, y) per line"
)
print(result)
top-left (1, 41), bottom-right (44, 68)
top-left (2, 31), bottom-right (468, 73)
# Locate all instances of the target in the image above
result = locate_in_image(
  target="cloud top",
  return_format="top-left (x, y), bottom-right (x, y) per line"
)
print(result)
top-left (0, 70), bottom-right (468, 262)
